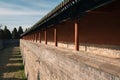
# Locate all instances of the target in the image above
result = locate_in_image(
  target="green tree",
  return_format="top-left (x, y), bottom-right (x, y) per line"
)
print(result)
top-left (3, 26), bottom-right (12, 39)
top-left (0, 29), bottom-right (4, 40)
top-left (25, 28), bottom-right (28, 32)
top-left (12, 28), bottom-right (18, 39)
top-left (18, 26), bottom-right (23, 38)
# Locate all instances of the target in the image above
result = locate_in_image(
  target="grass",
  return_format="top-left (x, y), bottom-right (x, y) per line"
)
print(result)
top-left (0, 47), bottom-right (27, 80)
top-left (13, 64), bottom-right (26, 79)
top-left (13, 51), bottom-right (26, 80)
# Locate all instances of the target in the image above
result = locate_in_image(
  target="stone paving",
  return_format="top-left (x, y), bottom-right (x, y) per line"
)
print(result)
top-left (0, 47), bottom-right (26, 80)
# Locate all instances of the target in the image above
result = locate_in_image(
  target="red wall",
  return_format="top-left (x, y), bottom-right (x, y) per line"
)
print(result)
top-left (41, 0), bottom-right (120, 46)
top-left (47, 28), bottom-right (54, 42)
top-left (57, 21), bottom-right (74, 43)
top-left (41, 31), bottom-right (45, 41)
top-left (78, 0), bottom-right (120, 45)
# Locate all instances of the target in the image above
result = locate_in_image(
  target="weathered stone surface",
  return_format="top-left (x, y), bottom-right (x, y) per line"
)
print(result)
top-left (20, 40), bottom-right (120, 80)
top-left (31, 39), bottom-right (120, 58)
top-left (56, 42), bottom-right (120, 58)
top-left (79, 43), bottom-right (120, 58)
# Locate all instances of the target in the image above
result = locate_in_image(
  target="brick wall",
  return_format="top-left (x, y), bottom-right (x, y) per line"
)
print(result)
top-left (20, 40), bottom-right (120, 80)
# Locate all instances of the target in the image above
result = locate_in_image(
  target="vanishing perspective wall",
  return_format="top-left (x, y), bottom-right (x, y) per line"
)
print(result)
top-left (20, 1), bottom-right (120, 80)
top-left (20, 40), bottom-right (120, 80)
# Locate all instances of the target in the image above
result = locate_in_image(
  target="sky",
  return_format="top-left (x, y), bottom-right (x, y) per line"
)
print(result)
top-left (0, 0), bottom-right (62, 31)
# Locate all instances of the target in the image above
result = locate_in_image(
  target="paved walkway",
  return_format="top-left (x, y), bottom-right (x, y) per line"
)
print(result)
top-left (0, 47), bottom-right (26, 80)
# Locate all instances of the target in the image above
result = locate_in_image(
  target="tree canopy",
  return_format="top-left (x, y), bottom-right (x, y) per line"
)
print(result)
top-left (18, 26), bottom-right (23, 38)
top-left (12, 28), bottom-right (18, 39)
top-left (0, 25), bottom-right (24, 40)
top-left (4, 26), bottom-right (12, 39)
top-left (0, 29), bottom-right (4, 40)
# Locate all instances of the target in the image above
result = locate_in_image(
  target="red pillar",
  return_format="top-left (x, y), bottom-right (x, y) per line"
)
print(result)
top-left (36, 32), bottom-right (38, 42)
top-left (75, 20), bottom-right (79, 51)
top-left (54, 28), bottom-right (57, 46)
top-left (34, 33), bottom-right (35, 42)
top-left (33, 33), bottom-right (34, 42)
top-left (39, 31), bottom-right (41, 43)
top-left (30, 35), bottom-right (31, 40)
top-left (31, 34), bottom-right (32, 41)
top-left (45, 30), bottom-right (47, 45)
top-left (33, 34), bottom-right (34, 42)
top-left (32, 33), bottom-right (34, 41)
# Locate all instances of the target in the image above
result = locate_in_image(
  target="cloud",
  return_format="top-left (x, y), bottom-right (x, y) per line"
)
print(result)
top-left (0, 0), bottom-right (60, 11)
top-left (0, 0), bottom-right (62, 30)
top-left (0, 1), bottom-right (30, 10)
top-left (0, 1), bottom-right (49, 16)
top-left (0, 15), bottom-right (41, 26)
top-left (0, 8), bottom-right (48, 15)
top-left (0, 0), bottom-right (62, 16)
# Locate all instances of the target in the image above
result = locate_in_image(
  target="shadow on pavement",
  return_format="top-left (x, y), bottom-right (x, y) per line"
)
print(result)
top-left (0, 46), bottom-right (26, 79)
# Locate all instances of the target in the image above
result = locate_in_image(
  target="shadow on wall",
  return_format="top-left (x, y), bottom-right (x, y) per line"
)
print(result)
top-left (0, 39), bottom-right (19, 50)
top-left (4, 39), bottom-right (20, 47)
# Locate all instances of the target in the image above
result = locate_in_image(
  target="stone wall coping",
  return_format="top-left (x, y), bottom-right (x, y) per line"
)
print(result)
top-left (22, 40), bottom-right (120, 77)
